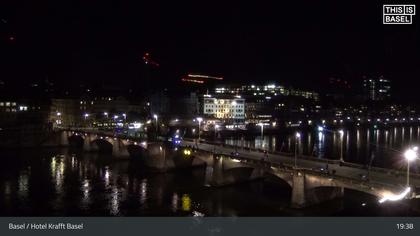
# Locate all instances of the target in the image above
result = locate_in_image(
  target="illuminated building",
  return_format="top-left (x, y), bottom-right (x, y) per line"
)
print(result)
top-left (203, 96), bottom-right (245, 124)
top-left (214, 84), bottom-right (319, 100)
top-left (0, 101), bottom-right (18, 113)
top-left (212, 83), bottom-right (320, 124)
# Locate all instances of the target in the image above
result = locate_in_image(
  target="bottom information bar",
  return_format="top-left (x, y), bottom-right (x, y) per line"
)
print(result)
top-left (0, 217), bottom-right (419, 236)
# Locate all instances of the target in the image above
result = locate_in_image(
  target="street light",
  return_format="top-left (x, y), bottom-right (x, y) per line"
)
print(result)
top-left (294, 132), bottom-right (301, 168)
top-left (104, 112), bottom-right (108, 117)
top-left (404, 147), bottom-right (418, 186)
top-left (56, 112), bottom-right (62, 127)
top-left (338, 129), bottom-right (344, 162)
top-left (196, 117), bottom-right (203, 141)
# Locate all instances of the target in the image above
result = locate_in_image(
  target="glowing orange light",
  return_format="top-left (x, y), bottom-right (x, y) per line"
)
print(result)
top-left (187, 74), bottom-right (223, 80)
top-left (181, 78), bottom-right (205, 84)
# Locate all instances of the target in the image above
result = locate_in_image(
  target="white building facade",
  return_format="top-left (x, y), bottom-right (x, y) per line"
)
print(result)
top-left (203, 96), bottom-right (245, 124)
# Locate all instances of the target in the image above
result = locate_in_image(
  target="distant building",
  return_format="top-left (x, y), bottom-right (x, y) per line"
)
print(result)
top-left (212, 83), bottom-right (320, 124)
top-left (49, 96), bottom-right (147, 128)
top-left (0, 98), bottom-right (51, 130)
top-left (202, 95), bottom-right (245, 124)
top-left (215, 84), bottom-right (319, 101)
top-left (362, 76), bottom-right (391, 101)
top-left (49, 98), bottom-right (82, 127)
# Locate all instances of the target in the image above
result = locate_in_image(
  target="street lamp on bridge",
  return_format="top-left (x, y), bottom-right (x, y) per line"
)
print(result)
top-left (404, 147), bottom-right (418, 186)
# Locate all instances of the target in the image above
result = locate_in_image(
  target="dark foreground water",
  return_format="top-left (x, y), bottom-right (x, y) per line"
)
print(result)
top-left (0, 147), bottom-right (419, 216)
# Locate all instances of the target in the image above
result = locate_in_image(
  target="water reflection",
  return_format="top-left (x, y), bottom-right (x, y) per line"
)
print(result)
top-left (181, 194), bottom-right (191, 212)
top-left (0, 145), bottom-right (418, 216)
top-left (224, 126), bottom-right (420, 169)
top-left (110, 186), bottom-right (119, 215)
top-left (104, 166), bottom-right (111, 187)
top-left (18, 170), bottom-right (29, 200)
top-left (140, 179), bottom-right (147, 206)
top-left (171, 193), bottom-right (179, 212)
top-left (81, 179), bottom-right (90, 209)
top-left (317, 131), bottom-right (325, 158)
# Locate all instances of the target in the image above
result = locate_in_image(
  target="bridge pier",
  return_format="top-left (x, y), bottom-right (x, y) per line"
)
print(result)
top-left (291, 171), bottom-right (306, 208)
top-left (290, 171), bottom-right (344, 209)
top-left (205, 154), bottom-right (265, 187)
top-left (83, 135), bottom-right (98, 152)
top-left (111, 139), bottom-right (130, 159)
top-left (59, 131), bottom-right (69, 146)
top-left (208, 155), bottom-right (225, 186)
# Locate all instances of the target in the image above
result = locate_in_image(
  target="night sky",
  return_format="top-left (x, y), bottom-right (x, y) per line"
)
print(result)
top-left (1, 0), bottom-right (419, 99)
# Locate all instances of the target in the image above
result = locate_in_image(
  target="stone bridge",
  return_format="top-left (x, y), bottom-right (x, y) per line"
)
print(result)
top-left (41, 130), bottom-right (206, 171)
top-left (199, 153), bottom-right (417, 208)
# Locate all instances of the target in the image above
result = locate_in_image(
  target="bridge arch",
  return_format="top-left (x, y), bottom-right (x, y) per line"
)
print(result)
top-left (303, 174), bottom-right (385, 199)
top-left (268, 170), bottom-right (294, 188)
top-left (68, 134), bottom-right (84, 147)
top-left (91, 138), bottom-right (113, 153)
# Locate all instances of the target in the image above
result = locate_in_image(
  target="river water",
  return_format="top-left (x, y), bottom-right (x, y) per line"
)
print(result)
top-left (0, 126), bottom-right (420, 216)
top-left (225, 126), bottom-right (420, 170)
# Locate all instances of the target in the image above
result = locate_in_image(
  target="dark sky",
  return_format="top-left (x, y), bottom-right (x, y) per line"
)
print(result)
top-left (1, 0), bottom-right (419, 98)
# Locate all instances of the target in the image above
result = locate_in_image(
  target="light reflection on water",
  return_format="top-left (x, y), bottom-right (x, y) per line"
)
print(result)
top-left (110, 186), bottom-right (120, 216)
top-left (140, 179), bottom-right (147, 206)
top-left (224, 126), bottom-right (420, 169)
top-left (81, 178), bottom-right (90, 209)
top-left (18, 170), bottom-right (29, 200)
